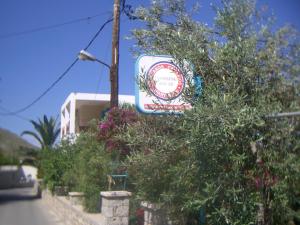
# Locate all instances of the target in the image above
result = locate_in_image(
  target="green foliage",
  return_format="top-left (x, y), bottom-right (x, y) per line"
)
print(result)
top-left (37, 2), bottom-right (300, 222)
top-left (180, 89), bottom-right (265, 224)
top-left (122, 0), bottom-right (300, 224)
top-left (123, 88), bottom-right (299, 224)
top-left (74, 130), bottom-right (110, 212)
top-left (40, 141), bottom-right (75, 193)
top-left (123, 115), bottom-right (200, 224)
top-left (39, 123), bottom-right (110, 212)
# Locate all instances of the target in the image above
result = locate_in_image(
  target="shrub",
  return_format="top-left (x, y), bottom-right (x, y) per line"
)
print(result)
top-left (125, 0), bottom-right (300, 224)
top-left (40, 147), bottom-right (67, 193)
top-left (74, 131), bottom-right (110, 212)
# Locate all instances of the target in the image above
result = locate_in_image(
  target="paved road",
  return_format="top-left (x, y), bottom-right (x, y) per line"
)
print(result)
top-left (0, 187), bottom-right (63, 225)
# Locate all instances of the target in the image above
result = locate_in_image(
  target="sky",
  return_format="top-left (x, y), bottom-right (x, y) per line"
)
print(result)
top-left (0, 0), bottom-right (299, 147)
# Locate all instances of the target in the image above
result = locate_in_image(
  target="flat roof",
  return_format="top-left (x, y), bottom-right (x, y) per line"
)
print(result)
top-left (61, 93), bottom-right (135, 110)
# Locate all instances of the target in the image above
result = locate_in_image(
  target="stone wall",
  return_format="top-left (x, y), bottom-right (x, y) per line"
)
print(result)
top-left (42, 190), bottom-right (131, 225)
top-left (43, 190), bottom-right (105, 225)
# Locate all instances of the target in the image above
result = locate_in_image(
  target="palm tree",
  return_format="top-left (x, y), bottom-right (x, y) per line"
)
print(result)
top-left (22, 115), bottom-right (60, 148)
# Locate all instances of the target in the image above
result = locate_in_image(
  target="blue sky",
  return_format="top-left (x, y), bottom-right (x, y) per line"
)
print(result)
top-left (0, 0), bottom-right (299, 146)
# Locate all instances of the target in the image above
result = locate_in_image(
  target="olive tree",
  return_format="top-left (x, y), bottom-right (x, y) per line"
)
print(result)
top-left (122, 0), bottom-right (299, 224)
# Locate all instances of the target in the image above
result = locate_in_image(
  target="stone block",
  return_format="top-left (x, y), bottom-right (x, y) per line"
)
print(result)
top-left (101, 206), bottom-right (114, 217)
top-left (100, 191), bottom-right (131, 225)
top-left (141, 201), bottom-right (172, 225)
top-left (105, 216), bottom-right (128, 225)
top-left (101, 205), bottom-right (129, 217)
top-left (114, 205), bottom-right (129, 217)
top-left (69, 192), bottom-right (84, 205)
top-left (102, 198), bottom-right (129, 208)
top-left (54, 186), bottom-right (68, 196)
top-left (101, 191), bottom-right (132, 198)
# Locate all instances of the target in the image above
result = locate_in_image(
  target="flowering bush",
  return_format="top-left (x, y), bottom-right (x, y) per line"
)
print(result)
top-left (98, 107), bottom-right (138, 158)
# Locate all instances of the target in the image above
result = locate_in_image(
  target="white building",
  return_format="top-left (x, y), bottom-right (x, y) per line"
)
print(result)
top-left (61, 93), bottom-right (135, 138)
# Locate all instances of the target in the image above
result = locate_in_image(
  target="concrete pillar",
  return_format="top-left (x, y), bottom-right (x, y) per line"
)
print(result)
top-left (35, 179), bottom-right (43, 198)
top-left (68, 192), bottom-right (84, 205)
top-left (54, 186), bottom-right (68, 196)
top-left (100, 191), bottom-right (131, 225)
top-left (69, 98), bottom-right (76, 135)
top-left (141, 201), bottom-right (171, 225)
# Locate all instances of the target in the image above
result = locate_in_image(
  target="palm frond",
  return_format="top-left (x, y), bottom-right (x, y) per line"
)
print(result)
top-left (23, 115), bottom-right (60, 148)
top-left (21, 130), bottom-right (44, 148)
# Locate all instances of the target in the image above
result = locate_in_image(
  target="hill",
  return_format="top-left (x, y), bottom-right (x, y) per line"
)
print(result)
top-left (0, 128), bottom-right (38, 159)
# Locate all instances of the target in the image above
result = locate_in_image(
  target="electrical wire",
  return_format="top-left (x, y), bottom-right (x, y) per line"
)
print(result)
top-left (0, 2), bottom-right (133, 117)
top-left (1, 58), bottom-right (79, 116)
top-left (0, 12), bottom-right (112, 40)
top-left (0, 105), bottom-right (30, 121)
top-left (0, 16), bottom-right (113, 117)
top-left (84, 17), bottom-right (113, 50)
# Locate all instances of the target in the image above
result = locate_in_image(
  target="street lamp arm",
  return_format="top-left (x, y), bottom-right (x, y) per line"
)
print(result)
top-left (78, 49), bottom-right (110, 69)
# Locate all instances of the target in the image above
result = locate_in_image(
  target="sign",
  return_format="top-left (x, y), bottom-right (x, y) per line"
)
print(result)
top-left (135, 55), bottom-right (194, 114)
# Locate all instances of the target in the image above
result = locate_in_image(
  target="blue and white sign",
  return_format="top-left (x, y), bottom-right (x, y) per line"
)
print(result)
top-left (135, 55), bottom-right (194, 114)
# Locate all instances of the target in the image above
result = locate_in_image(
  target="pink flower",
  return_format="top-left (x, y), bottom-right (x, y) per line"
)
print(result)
top-left (105, 139), bottom-right (117, 151)
top-left (99, 121), bottom-right (115, 136)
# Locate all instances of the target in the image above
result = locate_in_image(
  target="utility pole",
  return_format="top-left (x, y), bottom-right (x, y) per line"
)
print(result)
top-left (110, 0), bottom-right (120, 108)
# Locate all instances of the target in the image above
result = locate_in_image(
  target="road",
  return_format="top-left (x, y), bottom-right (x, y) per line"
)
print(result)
top-left (0, 187), bottom-right (63, 225)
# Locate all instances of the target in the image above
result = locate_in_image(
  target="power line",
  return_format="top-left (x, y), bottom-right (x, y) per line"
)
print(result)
top-left (84, 17), bottom-right (113, 50)
top-left (0, 105), bottom-right (30, 121)
top-left (0, 12), bottom-right (112, 40)
top-left (0, 16), bottom-right (113, 117)
top-left (0, 2), bottom-right (133, 117)
top-left (2, 58), bottom-right (79, 116)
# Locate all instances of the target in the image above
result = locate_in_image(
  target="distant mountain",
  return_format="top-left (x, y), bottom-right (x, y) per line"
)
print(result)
top-left (0, 128), bottom-right (38, 158)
